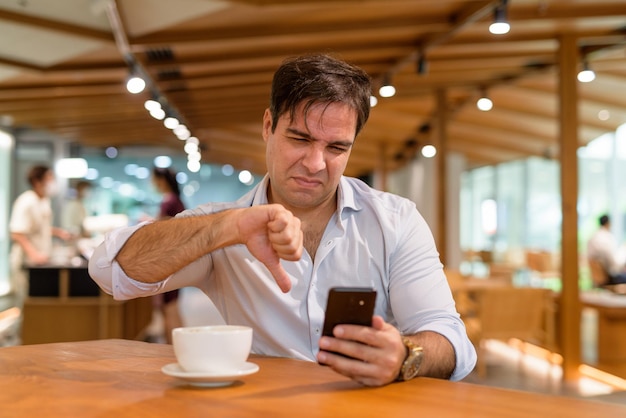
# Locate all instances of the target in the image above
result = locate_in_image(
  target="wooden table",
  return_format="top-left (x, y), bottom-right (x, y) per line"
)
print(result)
top-left (1, 339), bottom-right (624, 418)
top-left (581, 290), bottom-right (626, 377)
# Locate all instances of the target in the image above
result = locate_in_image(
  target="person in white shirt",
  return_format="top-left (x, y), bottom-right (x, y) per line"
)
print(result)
top-left (587, 214), bottom-right (626, 284)
top-left (10, 165), bottom-right (72, 304)
top-left (88, 54), bottom-right (476, 386)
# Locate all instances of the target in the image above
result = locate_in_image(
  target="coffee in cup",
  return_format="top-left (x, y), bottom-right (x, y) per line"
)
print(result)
top-left (172, 325), bottom-right (253, 373)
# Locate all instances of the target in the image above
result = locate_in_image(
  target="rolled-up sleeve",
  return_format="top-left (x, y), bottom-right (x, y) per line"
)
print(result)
top-left (88, 222), bottom-right (165, 300)
top-left (389, 203), bottom-right (477, 381)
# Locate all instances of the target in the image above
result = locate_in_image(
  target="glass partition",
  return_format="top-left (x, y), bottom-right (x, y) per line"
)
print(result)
top-left (460, 122), bottom-right (626, 289)
top-left (0, 129), bottom-right (14, 295)
top-left (78, 147), bottom-right (261, 227)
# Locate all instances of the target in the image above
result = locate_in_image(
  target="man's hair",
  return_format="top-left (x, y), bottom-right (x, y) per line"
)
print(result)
top-left (599, 214), bottom-right (610, 226)
top-left (27, 165), bottom-right (50, 187)
top-left (269, 54), bottom-right (371, 137)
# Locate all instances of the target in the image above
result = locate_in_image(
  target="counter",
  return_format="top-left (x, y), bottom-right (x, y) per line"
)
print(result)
top-left (22, 260), bottom-right (151, 344)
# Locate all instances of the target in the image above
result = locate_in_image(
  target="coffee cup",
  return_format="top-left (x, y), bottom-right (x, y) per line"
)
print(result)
top-left (172, 325), bottom-right (253, 373)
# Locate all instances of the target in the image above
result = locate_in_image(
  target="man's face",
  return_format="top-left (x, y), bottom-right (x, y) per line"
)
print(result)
top-left (262, 101), bottom-right (357, 215)
top-left (34, 170), bottom-right (55, 197)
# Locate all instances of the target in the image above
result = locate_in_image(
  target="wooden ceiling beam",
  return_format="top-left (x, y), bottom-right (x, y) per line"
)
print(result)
top-left (131, 16), bottom-right (448, 46)
top-left (0, 9), bottom-right (113, 41)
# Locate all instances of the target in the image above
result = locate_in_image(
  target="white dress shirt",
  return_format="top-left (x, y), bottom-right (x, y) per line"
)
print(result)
top-left (588, 227), bottom-right (626, 275)
top-left (89, 175), bottom-right (477, 381)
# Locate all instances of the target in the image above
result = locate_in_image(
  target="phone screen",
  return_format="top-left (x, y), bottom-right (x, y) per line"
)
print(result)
top-left (321, 287), bottom-right (377, 337)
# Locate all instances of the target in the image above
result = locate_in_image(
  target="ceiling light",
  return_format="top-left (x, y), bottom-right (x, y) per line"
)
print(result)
top-left (597, 109), bottom-right (610, 121)
top-left (238, 170), bottom-right (254, 186)
top-left (421, 145), bottom-right (437, 158)
top-left (174, 124), bottom-right (190, 140)
top-left (149, 108), bottom-right (166, 120)
top-left (577, 61), bottom-right (596, 83)
top-left (153, 155), bottom-right (172, 168)
top-left (379, 76), bottom-right (396, 98)
top-left (105, 146), bottom-right (118, 159)
top-left (126, 74), bottom-right (146, 94)
top-left (187, 160), bottom-right (201, 173)
top-left (144, 99), bottom-right (161, 112)
top-left (164, 117), bottom-right (179, 129)
top-left (55, 158), bottom-right (89, 178)
top-left (176, 131), bottom-right (191, 141)
top-left (476, 88), bottom-right (493, 111)
top-left (222, 164), bottom-right (234, 176)
top-left (187, 151), bottom-right (201, 162)
top-left (477, 97), bottom-right (493, 111)
top-left (184, 142), bottom-right (198, 154)
top-left (85, 168), bottom-right (99, 180)
top-left (124, 163), bottom-right (138, 176)
top-left (489, 0), bottom-right (510, 35)
top-left (134, 167), bottom-right (150, 179)
top-left (370, 95), bottom-right (378, 107)
top-left (176, 172), bottom-right (188, 184)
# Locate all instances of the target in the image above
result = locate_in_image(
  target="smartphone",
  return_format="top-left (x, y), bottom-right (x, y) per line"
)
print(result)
top-left (322, 287), bottom-right (377, 337)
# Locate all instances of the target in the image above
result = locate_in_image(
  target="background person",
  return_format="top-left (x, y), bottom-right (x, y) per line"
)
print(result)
top-left (152, 167), bottom-right (185, 219)
top-left (89, 54), bottom-right (476, 386)
top-left (587, 214), bottom-right (626, 284)
top-left (145, 167), bottom-right (186, 343)
top-left (61, 180), bottom-right (92, 238)
top-left (9, 165), bottom-right (72, 308)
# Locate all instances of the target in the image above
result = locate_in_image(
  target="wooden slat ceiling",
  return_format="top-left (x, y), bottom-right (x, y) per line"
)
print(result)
top-left (0, 0), bottom-right (625, 177)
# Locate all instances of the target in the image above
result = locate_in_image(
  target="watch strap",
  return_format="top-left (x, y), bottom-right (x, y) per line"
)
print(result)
top-left (397, 337), bottom-right (424, 381)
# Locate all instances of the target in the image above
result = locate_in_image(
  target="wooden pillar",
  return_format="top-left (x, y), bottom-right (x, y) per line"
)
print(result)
top-left (558, 34), bottom-right (581, 381)
top-left (435, 89), bottom-right (448, 266)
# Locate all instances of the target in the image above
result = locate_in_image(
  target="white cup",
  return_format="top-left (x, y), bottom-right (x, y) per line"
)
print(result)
top-left (172, 325), bottom-right (253, 373)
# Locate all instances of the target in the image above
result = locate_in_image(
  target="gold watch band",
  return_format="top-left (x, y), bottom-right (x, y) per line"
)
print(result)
top-left (397, 337), bottom-right (424, 381)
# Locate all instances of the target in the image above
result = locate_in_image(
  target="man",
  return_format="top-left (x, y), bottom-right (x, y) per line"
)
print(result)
top-left (588, 214), bottom-right (626, 284)
top-left (10, 165), bottom-right (71, 304)
top-left (89, 54), bottom-right (476, 386)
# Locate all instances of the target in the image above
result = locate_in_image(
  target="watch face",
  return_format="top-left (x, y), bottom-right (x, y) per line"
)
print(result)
top-left (404, 360), bottom-right (420, 380)
top-left (401, 344), bottom-right (423, 380)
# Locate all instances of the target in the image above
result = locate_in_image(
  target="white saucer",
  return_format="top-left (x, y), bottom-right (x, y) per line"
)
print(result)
top-left (161, 362), bottom-right (259, 387)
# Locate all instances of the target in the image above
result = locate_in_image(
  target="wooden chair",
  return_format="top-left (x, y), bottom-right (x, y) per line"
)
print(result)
top-left (444, 269), bottom-right (477, 319)
top-left (464, 287), bottom-right (554, 377)
top-left (488, 263), bottom-right (517, 284)
top-left (0, 307), bottom-right (21, 346)
top-left (526, 250), bottom-right (560, 275)
top-left (588, 258), bottom-right (609, 287)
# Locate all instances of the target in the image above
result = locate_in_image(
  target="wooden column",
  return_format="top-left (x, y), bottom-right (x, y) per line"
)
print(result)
top-left (435, 89), bottom-right (448, 266)
top-left (558, 34), bottom-right (581, 381)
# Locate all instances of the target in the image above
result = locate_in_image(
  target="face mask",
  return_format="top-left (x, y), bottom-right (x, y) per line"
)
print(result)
top-left (44, 180), bottom-right (60, 197)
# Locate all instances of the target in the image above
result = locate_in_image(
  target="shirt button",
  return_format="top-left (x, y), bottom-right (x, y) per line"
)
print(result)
top-left (315, 328), bottom-right (320, 334)
top-left (326, 240), bottom-right (332, 246)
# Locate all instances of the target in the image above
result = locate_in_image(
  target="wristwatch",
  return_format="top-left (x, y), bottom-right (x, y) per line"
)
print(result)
top-left (397, 337), bottom-right (424, 381)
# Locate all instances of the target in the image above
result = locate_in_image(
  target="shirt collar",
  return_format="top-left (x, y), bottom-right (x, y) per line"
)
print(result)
top-left (337, 176), bottom-right (361, 215)
top-left (252, 174), bottom-right (362, 215)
